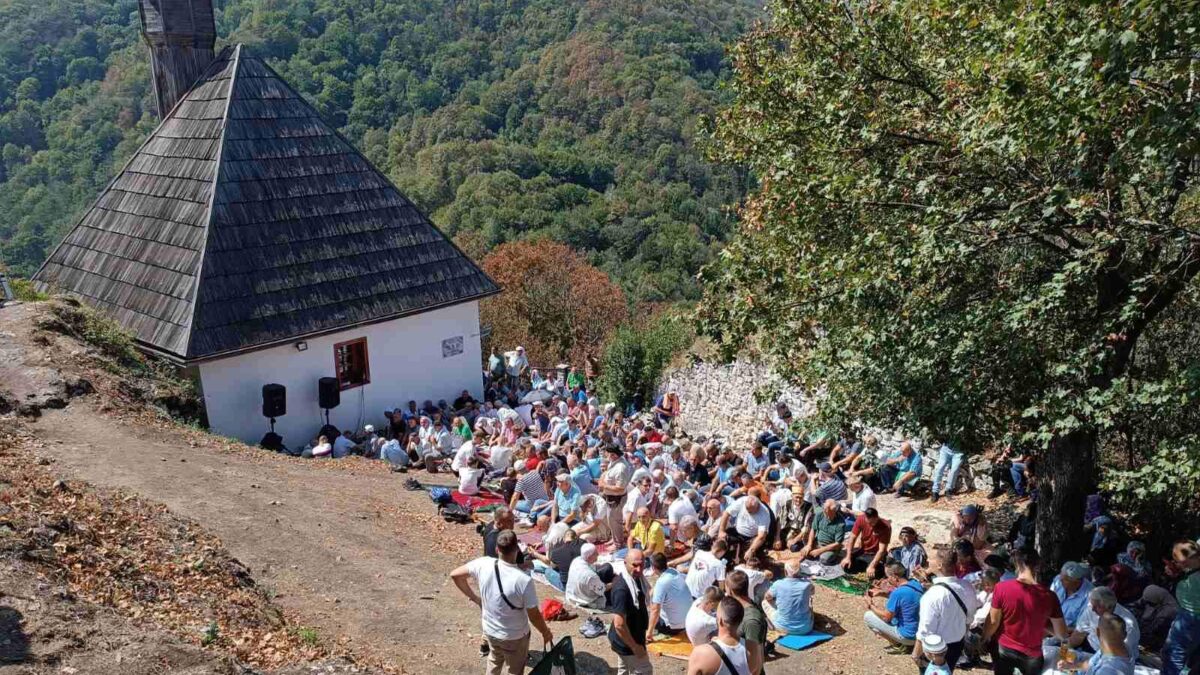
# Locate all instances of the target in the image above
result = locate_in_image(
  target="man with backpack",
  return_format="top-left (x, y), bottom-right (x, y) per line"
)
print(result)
top-left (451, 530), bottom-right (553, 675)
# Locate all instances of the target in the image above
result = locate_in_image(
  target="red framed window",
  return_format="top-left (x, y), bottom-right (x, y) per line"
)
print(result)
top-left (334, 337), bottom-right (370, 390)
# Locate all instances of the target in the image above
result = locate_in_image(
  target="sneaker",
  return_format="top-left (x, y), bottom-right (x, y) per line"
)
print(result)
top-left (478, 641), bottom-right (489, 657)
top-left (930, 492), bottom-right (940, 504)
top-left (579, 617), bottom-right (605, 639)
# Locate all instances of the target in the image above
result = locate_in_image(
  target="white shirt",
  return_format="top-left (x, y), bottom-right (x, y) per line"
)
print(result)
top-left (566, 557), bottom-right (606, 607)
top-left (712, 640), bottom-right (750, 675)
top-left (726, 497), bottom-right (771, 539)
top-left (332, 435), bottom-right (356, 458)
top-left (667, 497), bottom-right (698, 526)
top-left (734, 565), bottom-right (768, 601)
top-left (465, 557), bottom-right (538, 640)
top-left (624, 487), bottom-right (652, 516)
top-left (848, 485), bottom-right (877, 513)
top-left (686, 600), bottom-right (718, 645)
top-left (488, 445), bottom-right (514, 472)
top-left (312, 442), bottom-right (332, 457)
top-left (1076, 603), bottom-right (1140, 657)
top-left (686, 550), bottom-right (727, 598)
top-left (452, 440), bottom-right (477, 472)
top-left (915, 576), bottom-right (980, 644)
top-left (603, 458), bottom-right (632, 493)
top-left (458, 466), bottom-right (485, 495)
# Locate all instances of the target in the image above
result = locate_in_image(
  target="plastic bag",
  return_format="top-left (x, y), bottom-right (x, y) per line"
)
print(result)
top-left (529, 636), bottom-right (576, 675)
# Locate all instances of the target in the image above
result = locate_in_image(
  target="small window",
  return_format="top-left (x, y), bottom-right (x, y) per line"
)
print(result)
top-left (334, 337), bottom-right (370, 390)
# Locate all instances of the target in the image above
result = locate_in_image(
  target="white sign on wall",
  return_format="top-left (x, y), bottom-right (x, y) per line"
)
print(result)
top-left (442, 336), bottom-right (464, 358)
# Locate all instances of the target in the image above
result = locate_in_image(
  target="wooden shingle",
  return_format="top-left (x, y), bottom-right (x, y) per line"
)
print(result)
top-left (35, 45), bottom-right (498, 363)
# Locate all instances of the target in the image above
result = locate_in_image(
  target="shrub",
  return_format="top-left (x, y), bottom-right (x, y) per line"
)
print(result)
top-left (598, 320), bottom-right (691, 410)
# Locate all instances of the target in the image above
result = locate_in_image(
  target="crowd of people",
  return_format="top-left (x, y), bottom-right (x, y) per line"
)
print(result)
top-left (285, 352), bottom-right (1198, 675)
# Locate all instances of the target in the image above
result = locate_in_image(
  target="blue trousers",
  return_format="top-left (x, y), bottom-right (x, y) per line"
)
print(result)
top-left (880, 466), bottom-right (914, 495)
top-left (1162, 609), bottom-right (1200, 675)
top-left (931, 445), bottom-right (964, 496)
top-left (515, 498), bottom-right (550, 515)
top-left (1011, 462), bottom-right (1028, 497)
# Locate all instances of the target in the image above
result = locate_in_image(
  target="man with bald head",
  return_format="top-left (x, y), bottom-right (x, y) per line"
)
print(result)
top-left (797, 499), bottom-right (846, 564)
top-left (880, 440), bottom-right (923, 496)
top-left (628, 506), bottom-right (666, 555)
top-left (718, 494), bottom-right (773, 562)
top-left (609, 548), bottom-right (653, 674)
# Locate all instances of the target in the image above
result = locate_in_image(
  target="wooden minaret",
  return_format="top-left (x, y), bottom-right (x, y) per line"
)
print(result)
top-left (138, 0), bottom-right (217, 117)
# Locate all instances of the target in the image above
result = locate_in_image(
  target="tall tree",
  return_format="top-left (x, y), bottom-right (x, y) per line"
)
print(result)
top-left (700, 0), bottom-right (1200, 570)
top-left (480, 240), bottom-right (627, 368)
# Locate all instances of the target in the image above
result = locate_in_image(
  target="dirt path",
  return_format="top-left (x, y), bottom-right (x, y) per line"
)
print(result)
top-left (27, 403), bottom-right (935, 674)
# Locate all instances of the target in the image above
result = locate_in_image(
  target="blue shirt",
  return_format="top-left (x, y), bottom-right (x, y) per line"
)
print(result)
top-left (745, 452), bottom-right (770, 475)
top-left (890, 451), bottom-right (923, 486)
top-left (586, 457), bottom-right (602, 479)
top-left (571, 465), bottom-right (598, 495)
top-left (1051, 577), bottom-right (1094, 627)
top-left (767, 578), bottom-right (814, 635)
top-left (886, 579), bottom-right (925, 639)
top-left (650, 569), bottom-right (692, 629)
top-left (554, 485), bottom-right (582, 520)
top-left (1086, 654), bottom-right (1135, 675)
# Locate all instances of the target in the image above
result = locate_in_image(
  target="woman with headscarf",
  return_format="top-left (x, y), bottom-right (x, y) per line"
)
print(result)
top-left (1108, 563), bottom-right (1141, 605)
top-left (1135, 585), bottom-right (1179, 652)
top-left (1118, 541), bottom-right (1153, 587)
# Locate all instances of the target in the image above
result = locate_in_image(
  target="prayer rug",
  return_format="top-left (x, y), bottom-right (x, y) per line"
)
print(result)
top-left (646, 634), bottom-right (694, 660)
top-left (450, 489), bottom-right (505, 511)
top-left (813, 574), bottom-right (871, 595)
top-left (776, 632), bottom-right (834, 651)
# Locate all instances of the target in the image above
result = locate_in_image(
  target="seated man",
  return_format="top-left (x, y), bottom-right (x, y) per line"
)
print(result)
top-left (509, 465), bottom-right (552, 518)
top-left (686, 587), bottom-right (724, 645)
top-left (841, 508), bottom-right (892, 579)
top-left (812, 462), bottom-right (847, 503)
top-left (864, 562), bottom-right (924, 646)
top-left (628, 506), bottom-right (667, 555)
top-left (1068, 586), bottom-right (1140, 658)
top-left (843, 475), bottom-right (877, 517)
top-left (573, 494), bottom-right (612, 544)
top-left (795, 499), bottom-right (846, 565)
top-left (717, 495), bottom-right (772, 562)
top-left (1052, 561), bottom-right (1096, 630)
top-left (888, 526), bottom-right (929, 576)
top-left (777, 488), bottom-right (811, 553)
top-left (764, 559), bottom-right (815, 635)
top-left (647, 553), bottom-right (691, 638)
top-left (879, 441), bottom-right (922, 496)
top-left (664, 486), bottom-right (698, 545)
top-left (566, 543), bottom-right (614, 609)
top-left (551, 473), bottom-right (583, 524)
top-left (950, 504), bottom-right (990, 553)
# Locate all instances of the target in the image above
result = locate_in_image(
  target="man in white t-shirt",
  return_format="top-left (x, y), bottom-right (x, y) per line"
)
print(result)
top-left (566, 543), bottom-right (610, 609)
top-left (686, 587), bottom-right (724, 645)
top-left (843, 476), bottom-right (877, 516)
top-left (452, 431), bottom-right (483, 473)
top-left (687, 538), bottom-right (729, 598)
top-left (1069, 586), bottom-right (1140, 658)
top-left (598, 445), bottom-right (632, 543)
top-left (451, 530), bottom-right (553, 674)
top-left (665, 486), bottom-right (697, 543)
top-left (718, 495), bottom-right (772, 562)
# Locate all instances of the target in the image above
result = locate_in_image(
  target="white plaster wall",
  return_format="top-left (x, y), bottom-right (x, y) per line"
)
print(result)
top-left (198, 301), bottom-right (483, 446)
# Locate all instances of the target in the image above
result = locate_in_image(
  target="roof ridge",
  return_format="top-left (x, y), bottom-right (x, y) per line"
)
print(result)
top-left (181, 44), bottom-right (240, 360)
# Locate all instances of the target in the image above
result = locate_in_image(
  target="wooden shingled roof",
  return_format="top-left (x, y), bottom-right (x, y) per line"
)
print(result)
top-left (34, 45), bottom-right (499, 363)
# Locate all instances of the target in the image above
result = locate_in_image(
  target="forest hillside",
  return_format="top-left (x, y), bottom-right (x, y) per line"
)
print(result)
top-left (0, 0), bottom-right (758, 301)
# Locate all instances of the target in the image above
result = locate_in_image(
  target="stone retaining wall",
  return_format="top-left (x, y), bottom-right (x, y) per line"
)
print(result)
top-left (659, 358), bottom-right (994, 491)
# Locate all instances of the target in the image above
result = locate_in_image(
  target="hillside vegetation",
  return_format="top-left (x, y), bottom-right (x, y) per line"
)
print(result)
top-left (0, 0), bottom-right (756, 301)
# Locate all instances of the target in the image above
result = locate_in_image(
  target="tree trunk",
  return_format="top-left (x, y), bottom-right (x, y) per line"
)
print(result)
top-left (1035, 429), bottom-right (1097, 580)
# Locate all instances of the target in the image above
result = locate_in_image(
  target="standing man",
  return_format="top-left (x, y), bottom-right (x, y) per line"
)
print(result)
top-left (726, 569), bottom-right (767, 674)
top-left (686, 596), bottom-right (761, 675)
top-left (609, 549), bottom-right (653, 674)
top-left (450, 530), bottom-right (553, 675)
top-left (599, 444), bottom-right (633, 545)
top-left (929, 441), bottom-right (965, 504)
top-left (912, 548), bottom-right (980, 673)
top-left (983, 548), bottom-right (1069, 675)
top-left (1161, 539), bottom-right (1200, 675)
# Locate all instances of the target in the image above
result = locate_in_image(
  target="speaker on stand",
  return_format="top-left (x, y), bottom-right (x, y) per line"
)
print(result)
top-left (262, 383), bottom-right (286, 433)
top-left (318, 377), bottom-right (340, 425)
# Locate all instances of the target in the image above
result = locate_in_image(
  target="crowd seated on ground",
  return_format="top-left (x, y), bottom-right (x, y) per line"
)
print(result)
top-left (274, 348), bottom-right (1200, 675)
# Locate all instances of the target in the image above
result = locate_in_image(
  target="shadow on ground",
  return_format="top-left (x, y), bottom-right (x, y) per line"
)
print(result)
top-left (0, 606), bottom-right (30, 664)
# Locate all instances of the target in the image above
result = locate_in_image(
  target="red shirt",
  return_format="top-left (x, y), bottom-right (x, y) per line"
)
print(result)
top-left (525, 456), bottom-right (541, 471)
top-left (851, 515), bottom-right (892, 554)
top-left (991, 579), bottom-right (1063, 657)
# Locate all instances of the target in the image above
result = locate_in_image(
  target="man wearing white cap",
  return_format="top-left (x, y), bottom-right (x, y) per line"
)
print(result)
top-left (504, 345), bottom-right (528, 388)
top-left (567, 543), bottom-right (611, 608)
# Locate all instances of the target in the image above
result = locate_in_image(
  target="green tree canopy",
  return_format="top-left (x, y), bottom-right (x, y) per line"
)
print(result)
top-left (700, 0), bottom-right (1200, 567)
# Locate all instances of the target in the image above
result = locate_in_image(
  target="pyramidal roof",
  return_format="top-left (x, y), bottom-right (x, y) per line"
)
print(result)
top-left (34, 45), bottom-right (499, 363)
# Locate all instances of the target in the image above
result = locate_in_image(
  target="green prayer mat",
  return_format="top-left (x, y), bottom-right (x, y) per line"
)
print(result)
top-left (812, 574), bottom-right (870, 595)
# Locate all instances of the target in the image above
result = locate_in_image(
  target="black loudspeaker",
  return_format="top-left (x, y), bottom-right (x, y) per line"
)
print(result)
top-left (262, 383), bottom-right (286, 418)
top-left (318, 377), bottom-right (340, 409)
